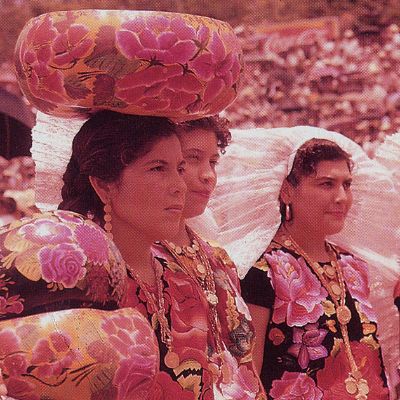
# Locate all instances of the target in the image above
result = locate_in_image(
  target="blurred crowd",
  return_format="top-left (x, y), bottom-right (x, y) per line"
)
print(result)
top-left (0, 156), bottom-right (36, 226)
top-left (225, 23), bottom-right (400, 157)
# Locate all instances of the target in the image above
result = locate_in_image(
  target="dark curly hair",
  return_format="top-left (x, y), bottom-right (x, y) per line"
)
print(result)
top-left (280, 138), bottom-right (354, 222)
top-left (175, 115), bottom-right (231, 153)
top-left (58, 110), bottom-right (177, 224)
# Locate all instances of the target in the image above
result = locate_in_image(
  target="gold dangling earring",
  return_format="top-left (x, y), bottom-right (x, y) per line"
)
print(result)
top-left (285, 203), bottom-right (292, 222)
top-left (104, 201), bottom-right (113, 240)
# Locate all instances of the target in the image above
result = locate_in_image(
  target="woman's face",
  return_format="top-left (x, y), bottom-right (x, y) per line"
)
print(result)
top-left (108, 135), bottom-right (187, 241)
top-left (178, 129), bottom-right (219, 218)
top-left (287, 159), bottom-right (353, 236)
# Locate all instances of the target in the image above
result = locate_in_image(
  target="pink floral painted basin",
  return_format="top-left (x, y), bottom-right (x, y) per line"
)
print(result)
top-left (14, 10), bottom-right (243, 120)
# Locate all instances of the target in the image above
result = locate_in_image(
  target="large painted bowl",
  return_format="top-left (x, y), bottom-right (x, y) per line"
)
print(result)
top-left (14, 10), bottom-right (243, 120)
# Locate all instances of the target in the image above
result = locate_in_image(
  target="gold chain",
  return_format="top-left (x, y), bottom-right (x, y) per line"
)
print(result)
top-left (277, 230), bottom-right (370, 399)
top-left (161, 227), bottom-right (224, 355)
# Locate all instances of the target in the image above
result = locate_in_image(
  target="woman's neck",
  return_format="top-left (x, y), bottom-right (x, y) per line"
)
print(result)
top-left (282, 222), bottom-right (329, 262)
top-left (111, 221), bottom-right (154, 283)
top-left (170, 219), bottom-right (192, 246)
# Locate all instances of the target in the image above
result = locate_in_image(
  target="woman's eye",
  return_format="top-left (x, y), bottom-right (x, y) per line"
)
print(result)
top-left (187, 154), bottom-right (200, 161)
top-left (321, 181), bottom-right (333, 187)
top-left (343, 181), bottom-right (352, 190)
top-left (150, 165), bottom-right (164, 172)
top-left (210, 159), bottom-right (219, 167)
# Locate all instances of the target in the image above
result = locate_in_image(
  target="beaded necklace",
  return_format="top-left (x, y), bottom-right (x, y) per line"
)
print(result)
top-left (126, 228), bottom-right (224, 371)
top-left (161, 227), bottom-right (224, 356)
top-left (277, 230), bottom-right (370, 399)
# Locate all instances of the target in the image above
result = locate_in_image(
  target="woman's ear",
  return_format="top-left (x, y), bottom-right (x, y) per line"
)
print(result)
top-left (88, 176), bottom-right (111, 205)
top-left (280, 179), bottom-right (293, 205)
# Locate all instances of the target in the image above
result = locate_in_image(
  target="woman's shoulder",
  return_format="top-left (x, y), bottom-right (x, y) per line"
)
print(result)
top-left (0, 210), bottom-right (127, 319)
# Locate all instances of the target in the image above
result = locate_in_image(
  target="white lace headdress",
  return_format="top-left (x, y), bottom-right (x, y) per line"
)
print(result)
top-left (191, 126), bottom-right (400, 278)
top-left (31, 111), bottom-right (87, 211)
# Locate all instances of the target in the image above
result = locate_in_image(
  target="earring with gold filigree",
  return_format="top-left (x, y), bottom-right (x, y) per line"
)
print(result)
top-left (103, 201), bottom-right (113, 240)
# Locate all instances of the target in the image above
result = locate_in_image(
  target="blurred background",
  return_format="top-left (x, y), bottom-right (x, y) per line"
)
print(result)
top-left (0, 0), bottom-right (400, 221)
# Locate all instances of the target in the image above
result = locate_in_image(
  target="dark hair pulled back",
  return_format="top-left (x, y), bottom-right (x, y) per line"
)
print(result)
top-left (280, 138), bottom-right (354, 222)
top-left (59, 110), bottom-right (176, 223)
top-left (176, 115), bottom-right (231, 153)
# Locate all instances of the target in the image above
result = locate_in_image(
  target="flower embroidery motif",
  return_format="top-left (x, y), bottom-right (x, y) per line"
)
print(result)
top-left (265, 250), bottom-right (328, 326)
top-left (39, 243), bottom-right (87, 288)
top-left (339, 255), bottom-right (376, 322)
top-left (316, 341), bottom-right (389, 400)
top-left (288, 324), bottom-right (328, 369)
top-left (270, 371), bottom-right (323, 400)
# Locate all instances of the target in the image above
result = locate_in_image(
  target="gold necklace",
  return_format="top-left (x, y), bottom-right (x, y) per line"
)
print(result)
top-left (278, 230), bottom-right (370, 399)
top-left (161, 227), bottom-right (224, 356)
top-left (125, 258), bottom-right (180, 369)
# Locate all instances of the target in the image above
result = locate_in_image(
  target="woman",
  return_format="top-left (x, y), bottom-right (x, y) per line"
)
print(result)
top-left (122, 115), bottom-right (266, 399)
top-left (206, 127), bottom-right (399, 399)
top-left (0, 110), bottom-right (186, 399)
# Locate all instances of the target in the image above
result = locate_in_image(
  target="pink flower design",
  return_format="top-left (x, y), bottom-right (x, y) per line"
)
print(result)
top-left (3, 354), bottom-right (28, 376)
top-left (288, 324), bottom-right (328, 369)
top-left (116, 16), bottom-right (197, 65)
top-left (218, 351), bottom-right (260, 399)
top-left (5, 377), bottom-right (38, 400)
top-left (52, 24), bottom-right (92, 66)
top-left (270, 371), bottom-right (323, 400)
top-left (101, 313), bottom-right (159, 400)
top-left (265, 251), bottom-right (328, 326)
top-left (74, 223), bottom-right (109, 265)
top-left (39, 243), bottom-right (86, 288)
top-left (18, 219), bottom-right (73, 245)
top-left (317, 341), bottom-right (389, 399)
top-left (30, 334), bottom-right (79, 378)
top-left (189, 31), bottom-right (241, 103)
top-left (0, 329), bottom-right (21, 357)
top-left (339, 255), bottom-right (376, 321)
top-left (0, 294), bottom-right (24, 316)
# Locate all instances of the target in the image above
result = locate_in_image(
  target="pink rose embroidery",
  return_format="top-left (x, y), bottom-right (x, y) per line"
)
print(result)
top-left (74, 223), bottom-right (109, 265)
top-left (288, 324), bottom-right (328, 369)
top-left (270, 371), bottom-right (323, 400)
top-left (39, 243), bottom-right (86, 288)
top-left (19, 219), bottom-right (73, 245)
top-left (339, 255), bottom-right (376, 321)
top-left (266, 251), bottom-right (328, 326)
top-left (218, 351), bottom-right (260, 400)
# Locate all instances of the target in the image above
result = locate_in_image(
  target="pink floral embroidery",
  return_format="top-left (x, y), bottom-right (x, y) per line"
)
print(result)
top-left (39, 243), bottom-right (86, 288)
top-left (52, 24), bottom-right (92, 66)
top-left (265, 251), bottom-right (328, 326)
top-left (270, 371), bottom-right (323, 400)
top-left (317, 341), bottom-right (389, 399)
top-left (101, 313), bottom-right (159, 400)
top-left (31, 334), bottom-right (80, 378)
top-left (189, 31), bottom-right (241, 103)
top-left (74, 223), bottom-right (109, 265)
top-left (19, 219), bottom-right (73, 245)
top-left (0, 329), bottom-right (21, 356)
top-left (288, 324), bottom-right (328, 369)
top-left (218, 351), bottom-right (260, 400)
top-left (339, 255), bottom-right (376, 321)
top-left (0, 294), bottom-right (24, 316)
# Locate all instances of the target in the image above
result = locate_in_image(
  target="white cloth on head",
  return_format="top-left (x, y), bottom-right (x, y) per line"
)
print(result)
top-left (31, 112), bottom-right (86, 211)
top-left (193, 126), bottom-right (399, 278)
top-left (374, 131), bottom-right (400, 190)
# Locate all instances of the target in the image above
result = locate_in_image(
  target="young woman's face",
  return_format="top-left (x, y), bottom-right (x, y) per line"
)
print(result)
top-left (178, 129), bottom-right (219, 218)
top-left (108, 135), bottom-right (187, 241)
top-left (288, 159), bottom-right (353, 236)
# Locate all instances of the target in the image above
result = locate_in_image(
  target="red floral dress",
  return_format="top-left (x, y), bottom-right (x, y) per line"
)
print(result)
top-left (121, 232), bottom-right (266, 400)
top-left (241, 240), bottom-right (389, 400)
